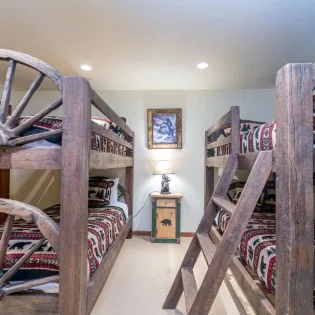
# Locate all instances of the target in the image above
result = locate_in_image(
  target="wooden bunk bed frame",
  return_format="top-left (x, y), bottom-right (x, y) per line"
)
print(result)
top-left (164, 63), bottom-right (314, 315)
top-left (0, 50), bottom-right (134, 315)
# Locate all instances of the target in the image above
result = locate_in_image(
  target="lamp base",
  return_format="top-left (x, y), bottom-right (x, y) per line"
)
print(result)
top-left (160, 174), bottom-right (171, 195)
top-left (160, 191), bottom-right (171, 195)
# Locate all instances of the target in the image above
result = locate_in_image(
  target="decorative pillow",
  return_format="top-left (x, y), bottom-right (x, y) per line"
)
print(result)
top-left (227, 182), bottom-right (246, 204)
top-left (261, 181), bottom-right (276, 212)
top-left (239, 119), bottom-right (265, 133)
top-left (227, 181), bottom-right (265, 211)
top-left (88, 177), bottom-right (119, 208)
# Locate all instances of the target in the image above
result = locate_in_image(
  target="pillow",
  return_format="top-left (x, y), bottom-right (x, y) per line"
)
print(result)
top-left (88, 177), bottom-right (119, 208)
top-left (261, 181), bottom-right (276, 212)
top-left (227, 181), bottom-right (265, 211)
top-left (239, 119), bottom-right (265, 133)
top-left (227, 182), bottom-right (246, 204)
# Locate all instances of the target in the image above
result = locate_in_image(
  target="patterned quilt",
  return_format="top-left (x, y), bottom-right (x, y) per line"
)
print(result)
top-left (216, 210), bottom-right (277, 293)
top-left (0, 204), bottom-right (126, 281)
top-left (217, 210), bottom-right (315, 294)
top-left (17, 116), bottom-right (127, 156)
top-left (208, 118), bottom-right (315, 157)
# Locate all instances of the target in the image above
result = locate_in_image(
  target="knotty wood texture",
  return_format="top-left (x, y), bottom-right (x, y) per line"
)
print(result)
top-left (0, 148), bottom-right (134, 170)
top-left (275, 64), bottom-right (314, 315)
top-left (59, 77), bottom-right (91, 315)
top-left (89, 151), bottom-right (133, 169)
top-left (0, 294), bottom-right (58, 315)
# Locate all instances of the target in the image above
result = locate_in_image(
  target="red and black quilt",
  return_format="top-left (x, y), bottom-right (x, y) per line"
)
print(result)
top-left (0, 204), bottom-right (126, 281)
top-left (217, 210), bottom-right (315, 294)
top-left (217, 211), bottom-right (277, 293)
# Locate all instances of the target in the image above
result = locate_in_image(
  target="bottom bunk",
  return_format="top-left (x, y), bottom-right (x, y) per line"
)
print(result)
top-left (0, 201), bottom-right (132, 314)
top-left (214, 209), bottom-right (315, 314)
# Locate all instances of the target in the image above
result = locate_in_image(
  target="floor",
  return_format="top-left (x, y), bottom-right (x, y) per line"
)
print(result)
top-left (91, 236), bottom-right (255, 315)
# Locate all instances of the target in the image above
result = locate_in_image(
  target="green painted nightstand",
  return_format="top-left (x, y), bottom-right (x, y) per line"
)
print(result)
top-left (151, 192), bottom-right (183, 244)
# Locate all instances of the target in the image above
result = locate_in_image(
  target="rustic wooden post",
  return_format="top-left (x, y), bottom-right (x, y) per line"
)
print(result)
top-left (275, 64), bottom-right (314, 315)
top-left (204, 131), bottom-right (214, 211)
top-left (126, 134), bottom-right (134, 238)
top-left (59, 77), bottom-right (91, 315)
top-left (230, 106), bottom-right (240, 155)
top-left (0, 169), bottom-right (10, 224)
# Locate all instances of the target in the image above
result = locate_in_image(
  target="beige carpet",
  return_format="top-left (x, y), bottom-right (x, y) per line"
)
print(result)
top-left (91, 236), bottom-right (255, 315)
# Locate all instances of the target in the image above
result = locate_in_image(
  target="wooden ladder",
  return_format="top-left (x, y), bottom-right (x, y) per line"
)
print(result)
top-left (163, 151), bottom-right (272, 315)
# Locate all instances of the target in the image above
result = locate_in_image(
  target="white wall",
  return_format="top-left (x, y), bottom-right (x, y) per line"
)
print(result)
top-left (9, 89), bottom-right (275, 232)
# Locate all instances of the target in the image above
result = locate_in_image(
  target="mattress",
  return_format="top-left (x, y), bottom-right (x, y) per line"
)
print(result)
top-left (216, 210), bottom-right (314, 294)
top-left (217, 210), bottom-right (277, 293)
top-left (209, 120), bottom-right (276, 157)
top-left (0, 204), bottom-right (127, 282)
top-left (208, 118), bottom-right (315, 157)
top-left (17, 116), bottom-right (127, 156)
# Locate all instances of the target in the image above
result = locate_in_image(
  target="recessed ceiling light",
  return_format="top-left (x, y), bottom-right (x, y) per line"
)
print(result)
top-left (197, 62), bottom-right (208, 69)
top-left (80, 64), bottom-right (92, 71)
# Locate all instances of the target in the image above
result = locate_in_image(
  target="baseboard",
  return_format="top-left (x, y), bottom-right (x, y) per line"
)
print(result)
top-left (133, 231), bottom-right (151, 236)
top-left (180, 232), bottom-right (195, 237)
top-left (133, 231), bottom-right (194, 237)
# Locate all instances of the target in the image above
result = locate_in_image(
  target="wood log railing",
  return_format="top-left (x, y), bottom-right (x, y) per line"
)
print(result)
top-left (205, 106), bottom-right (240, 159)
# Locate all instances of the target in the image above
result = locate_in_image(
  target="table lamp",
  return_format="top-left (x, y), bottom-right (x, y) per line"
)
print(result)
top-left (154, 160), bottom-right (174, 194)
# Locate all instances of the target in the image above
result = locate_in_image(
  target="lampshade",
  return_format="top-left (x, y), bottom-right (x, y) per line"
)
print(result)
top-left (153, 160), bottom-right (174, 175)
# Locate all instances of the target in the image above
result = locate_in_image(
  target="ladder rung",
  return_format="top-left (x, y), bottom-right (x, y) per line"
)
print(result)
top-left (196, 233), bottom-right (216, 266)
top-left (212, 196), bottom-right (235, 215)
top-left (181, 267), bottom-right (198, 313)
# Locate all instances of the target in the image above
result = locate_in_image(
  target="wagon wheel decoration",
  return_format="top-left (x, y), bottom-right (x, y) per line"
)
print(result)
top-left (0, 49), bottom-right (64, 147)
top-left (0, 199), bottom-right (60, 296)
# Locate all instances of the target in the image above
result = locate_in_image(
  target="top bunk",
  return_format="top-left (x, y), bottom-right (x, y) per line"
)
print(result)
top-left (0, 49), bottom-right (134, 170)
top-left (205, 64), bottom-right (315, 172)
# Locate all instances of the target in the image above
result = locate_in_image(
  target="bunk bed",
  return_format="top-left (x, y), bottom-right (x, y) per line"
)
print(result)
top-left (0, 49), bottom-right (134, 315)
top-left (164, 63), bottom-right (314, 315)
top-left (204, 98), bottom-right (315, 315)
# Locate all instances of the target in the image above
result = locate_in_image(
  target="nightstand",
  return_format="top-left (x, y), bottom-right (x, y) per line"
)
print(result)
top-left (151, 192), bottom-right (183, 244)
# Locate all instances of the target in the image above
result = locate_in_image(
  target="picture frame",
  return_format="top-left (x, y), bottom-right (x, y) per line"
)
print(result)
top-left (147, 108), bottom-right (182, 149)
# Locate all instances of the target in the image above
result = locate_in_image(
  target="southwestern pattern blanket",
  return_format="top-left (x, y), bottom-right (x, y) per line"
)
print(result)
top-left (0, 204), bottom-right (126, 281)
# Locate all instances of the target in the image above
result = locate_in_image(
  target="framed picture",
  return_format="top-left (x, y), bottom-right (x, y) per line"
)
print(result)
top-left (147, 108), bottom-right (182, 149)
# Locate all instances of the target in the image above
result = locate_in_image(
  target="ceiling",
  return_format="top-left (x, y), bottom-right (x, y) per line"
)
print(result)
top-left (0, 0), bottom-right (314, 91)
